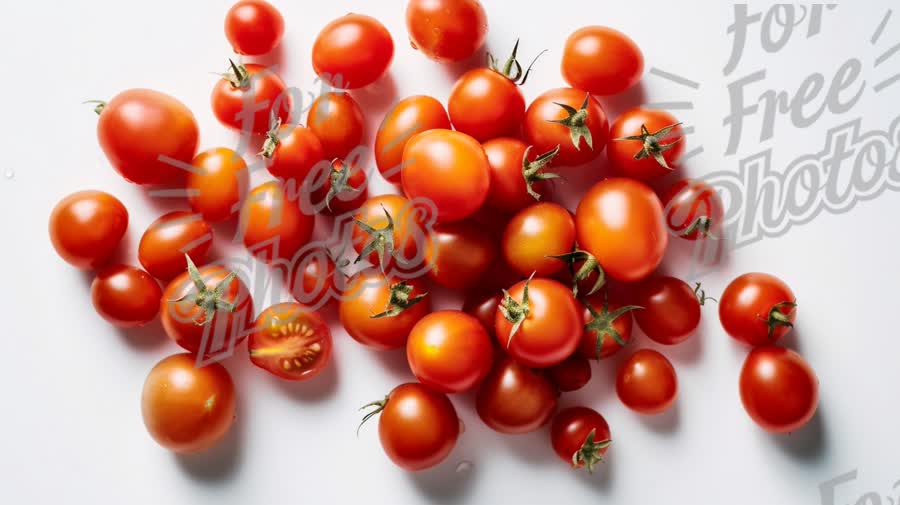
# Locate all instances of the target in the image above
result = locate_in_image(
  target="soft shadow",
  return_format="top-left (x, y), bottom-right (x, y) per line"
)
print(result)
top-left (407, 459), bottom-right (480, 505)
top-left (438, 47), bottom-right (488, 82)
top-left (662, 325), bottom-right (705, 366)
top-left (502, 428), bottom-right (554, 467)
top-left (597, 82), bottom-right (648, 120)
top-left (770, 407), bottom-right (828, 462)
top-left (574, 453), bottom-right (615, 493)
top-left (779, 326), bottom-right (806, 354)
top-left (117, 318), bottom-right (171, 353)
top-left (637, 401), bottom-right (681, 435)
top-left (248, 41), bottom-right (287, 74)
top-left (271, 359), bottom-right (340, 402)
top-left (371, 348), bottom-right (415, 381)
top-left (352, 72), bottom-right (398, 119)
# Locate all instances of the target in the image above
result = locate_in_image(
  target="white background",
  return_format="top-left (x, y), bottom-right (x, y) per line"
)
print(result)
top-left (1, 1), bottom-right (898, 504)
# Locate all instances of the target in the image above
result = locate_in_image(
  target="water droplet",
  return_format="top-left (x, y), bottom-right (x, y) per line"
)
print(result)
top-left (455, 460), bottom-right (473, 473)
top-left (4, 168), bottom-right (14, 179)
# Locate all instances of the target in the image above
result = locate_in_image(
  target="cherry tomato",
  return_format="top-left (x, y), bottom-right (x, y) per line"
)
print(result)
top-left (483, 137), bottom-right (559, 213)
top-left (211, 62), bottom-right (290, 135)
top-left (312, 14), bottom-right (394, 89)
top-left (463, 290), bottom-right (501, 339)
top-left (449, 58), bottom-right (525, 141)
top-left (575, 178), bottom-right (667, 282)
top-left (608, 108), bottom-right (685, 181)
top-left (425, 220), bottom-right (498, 290)
top-left (547, 356), bottom-right (592, 392)
top-left (260, 123), bottom-right (326, 183)
top-left (502, 202), bottom-right (575, 277)
top-left (476, 357), bottom-right (558, 434)
top-left (375, 95), bottom-right (451, 184)
top-left (309, 158), bottom-right (368, 216)
top-left (662, 178), bottom-right (724, 240)
top-left (495, 277), bottom-right (582, 368)
top-left (187, 148), bottom-right (249, 222)
top-left (339, 270), bottom-right (431, 350)
top-left (406, 0), bottom-right (488, 62)
top-left (401, 129), bottom-right (490, 222)
top-left (740, 346), bottom-right (819, 433)
top-left (577, 292), bottom-right (637, 361)
top-left (49, 190), bottom-right (128, 270)
top-left (361, 383), bottom-right (459, 471)
top-left (719, 273), bottom-right (796, 347)
top-left (91, 265), bottom-right (162, 327)
top-left (289, 248), bottom-right (341, 308)
top-left (138, 211), bottom-right (213, 281)
top-left (141, 353), bottom-right (235, 454)
top-left (248, 302), bottom-right (333, 381)
top-left (633, 276), bottom-right (701, 345)
top-left (307, 92), bottom-right (365, 159)
top-left (551, 407), bottom-right (612, 471)
top-left (161, 260), bottom-right (254, 356)
top-left (616, 349), bottom-right (678, 415)
top-left (239, 182), bottom-right (315, 263)
top-left (523, 88), bottom-right (609, 166)
top-left (407, 310), bottom-right (494, 393)
top-left (224, 0), bottom-right (284, 56)
top-left (561, 26), bottom-right (644, 96)
top-left (351, 194), bottom-right (430, 270)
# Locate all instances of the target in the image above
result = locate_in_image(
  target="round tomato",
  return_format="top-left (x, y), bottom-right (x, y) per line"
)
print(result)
top-left (719, 273), bottom-right (796, 346)
top-left (740, 346), bottom-right (818, 433)
top-left (91, 265), bottom-right (162, 327)
top-left (463, 290), bottom-right (502, 339)
top-left (141, 353), bottom-right (235, 454)
top-left (161, 258), bottom-right (254, 356)
top-left (495, 277), bottom-right (582, 368)
top-left (561, 26), bottom-right (643, 96)
top-left (138, 211), bottom-right (213, 280)
top-left (260, 122), bottom-right (326, 183)
top-left (633, 276), bottom-right (701, 345)
top-left (401, 129), bottom-right (490, 222)
top-left (211, 62), bottom-right (290, 135)
top-left (483, 138), bottom-right (560, 213)
top-left (187, 148), bottom-right (249, 222)
top-left (351, 194), bottom-right (430, 270)
top-left (49, 190), bottom-right (128, 269)
top-left (309, 158), bottom-right (368, 216)
top-left (312, 14), bottom-right (394, 89)
top-left (375, 95), bottom-right (451, 184)
top-left (248, 303), bottom-right (332, 381)
top-left (92, 89), bottom-right (198, 185)
top-left (547, 356), bottom-right (592, 392)
top-left (425, 219), bottom-right (498, 290)
top-left (407, 310), bottom-right (494, 393)
top-left (289, 248), bottom-right (342, 308)
top-left (339, 269), bottom-right (431, 350)
top-left (406, 0), bottom-right (488, 62)
top-left (608, 108), bottom-right (685, 180)
top-left (502, 202), bottom-right (575, 277)
top-left (662, 178), bottom-right (724, 240)
top-left (224, 0), bottom-right (284, 56)
top-left (307, 92), bottom-right (365, 159)
top-left (551, 407), bottom-right (612, 472)
top-left (476, 357), bottom-right (558, 434)
top-left (449, 67), bottom-right (524, 142)
top-left (360, 382), bottom-right (459, 471)
top-left (239, 182), bottom-right (315, 263)
top-left (575, 178), bottom-right (667, 281)
top-left (523, 88), bottom-right (609, 166)
top-left (578, 292), bottom-right (638, 361)
top-left (616, 349), bottom-right (678, 415)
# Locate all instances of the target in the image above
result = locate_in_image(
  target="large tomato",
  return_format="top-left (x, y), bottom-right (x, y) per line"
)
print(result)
top-left (49, 190), bottom-right (128, 270)
top-left (248, 302), bottom-right (333, 381)
top-left (211, 62), bottom-right (291, 135)
top-left (260, 122), bottom-right (326, 183)
top-left (523, 88), bottom-right (609, 166)
top-left (575, 178), bottom-right (667, 281)
top-left (309, 158), bottom-right (368, 216)
top-left (224, 0), bottom-right (284, 56)
top-left (616, 349), bottom-right (678, 415)
top-left (374, 95), bottom-right (451, 184)
top-left (339, 269), bottom-right (431, 350)
top-left (719, 273), bottom-right (796, 346)
top-left (633, 276), bottom-right (701, 345)
top-left (740, 346), bottom-right (818, 433)
top-left (407, 310), bottom-right (494, 393)
top-left (502, 202), bottom-right (575, 277)
top-left (92, 89), bottom-right (198, 185)
top-left (483, 137), bottom-right (559, 213)
top-left (425, 219), bottom-right (498, 290)
top-left (550, 407), bottom-right (612, 472)
top-left (312, 14), bottom-right (394, 89)
top-left (406, 0), bottom-right (488, 62)
top-left (187, 148), bottom-right (249, 222)
top-left (401, 129), bottom-right (490, 222)
top-left (141, 353), bottom-right (235, 454)
top-left (351, 194), bottom-right (430, 270)
top-left (239, 181), bottom-right (315, 263)
top-left (476, 357), bottom-right (558, 434)
top-left (91, 265), bottom-right (162, 328)
top-left (577, 292), bottom-right (638, 361)
top-left (138, 211), bottom-right (213, 280)
top-left (307, 92), bottom-right (365, 160)
top-left (561, 26), bottom-right (644, 96)
top-left (608, 108), bottom-right (685, 181)
top-left (662, 178), bottom-right (724, 240)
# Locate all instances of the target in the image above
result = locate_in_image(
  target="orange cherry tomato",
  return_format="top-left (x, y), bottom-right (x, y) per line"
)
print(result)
top-left (239, 181), bottom-right (315, 263)
top-left (523, 88), bottom-right (609, 166)
top-left (248, 302), bottom-right (333, 381)
top-left (91, 265), bottom-right (162, 328)
top-left (719, 273), bottom-right (797, 347)
top-left (49, 190), bottom-right (128, 270)
top-left (607, 108), bottom-right (685, 181)
top-left (211, 62), bottom-right (291, 135)
top-left (561, 26), bottom-right (644, 96)
top-left (483, 137), bottom-right (555, 213)
top-left (312, 14), bottom-right (394, 89)
top-left (339, 269), bottom-right (431, 350)
top-left (425, 219), bottom-right (498, 290)
top-left (449, 68), bottom-right (524, 142)
top-left (307, 92), bottom-right (366, 160)
top-left (740, 346), bottom-right (818, 433)
top-left (138, 211), bottom-right (213, 281)
top-left (224, 0), bottom-right (284, 56)
top-left (351, 194), bottom-right (430, 270)
top-left (261, 123), bottom-right (326, 183)
top-left (375, 95), bottom-right (451, 184)
top-left (616, 349), bottom-right (678, 415)
top-left (476, 357), bottom-right (558, 434)
top-left (406, 0), bottom-right (488, 62)
top-left (407, 310), bottom-right (494, 393)
top-left (502, 202), bottom-right (575, 277)
top-left (187, 148), bottom-right (249, 222)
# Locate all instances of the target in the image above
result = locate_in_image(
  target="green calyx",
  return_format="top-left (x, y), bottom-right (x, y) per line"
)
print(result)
top-left (325, 159), bottom-right (362, 212)
top-left (548, 93), bottom-right (594, 152)
top-left (693, 282), bottom-right (717, 306)
top-left (573, 429), bottom-right (612, 473)
top-left (83, 100), bottom-right (107, 115)
top-left (682, 216), bottom-right (716, 239)
top-left (766, 301), bottom-right (797, 339)
top-left (499, 273), bottom-right (535, 345)
top-left (170, 254), bottom-right (238, 326)
top-left (353, 205), bottom-right (399, 271)
top-left (223, 58), bottom-right (251, 89)
top-left (583, 296), bottom-right (641, 362)
top-left (258, 116), bottom-right (283, 159)
top-left (546, 249), bottom-right (605, 297)
top-left (370, 281), bottom-right (428, 319)
top-left (357, 395), bottom-right (389, 436)
top-left (522, 145), bottom-right (562, 200)
top-left (487, 39), bottom-right (547, 86)
top-left (614, 122), bottom-right (683, 170)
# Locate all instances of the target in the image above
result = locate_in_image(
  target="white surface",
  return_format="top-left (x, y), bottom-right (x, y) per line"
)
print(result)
top-left (1, 1), bottom-right (898, 504)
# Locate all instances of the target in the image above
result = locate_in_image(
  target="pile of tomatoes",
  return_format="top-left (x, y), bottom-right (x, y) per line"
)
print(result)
top-left (48, 0), bottom-right (819, 473)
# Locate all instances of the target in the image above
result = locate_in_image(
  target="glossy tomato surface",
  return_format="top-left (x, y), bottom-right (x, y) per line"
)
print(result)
top-left (406, 0), bottom-right (488, 62)
top-left (339, 270), bottom-right (431, 350)
top-left (263, 124), bottom-right (326, 183)
top-left (523, 88), bottom-right (609, 166)
top-left (463, 290), bottom-right (502, 339)
top-left (551, 406), bottom-right (612, 471)
top-left (351, 194), bottom-right (430, 270)
top-left (239, 182), bottom-right (315, 263)
top-left (740, 346), bottom-right (818, 433)
top-left (607, 108), bottom-right (684, 181)
top-left (249, 303), bottom-right (333, 381)
top-left (224, 0), bottom-right (283, 55)
top-left (616, 349), bottom-right (678, 415)
top-left (476, 358), bottom-right (558, 434)
top-left (407, 310), bottom-right (494, 393)
top-left (307, 92), bottom-right (365, 160)
top-left (91, 265), bottom-right (162, 327)
top-left (719, 273), bottom-right (796, 346)
top-left (138, 211), bottom-right (213, 280)
top-left (483, 137), bottom-right (554, 213)
top-left (547, 356), bottom-right (592, 392)
top-left (425, 219), bottom-right (498, 290)
top-left (187, 148), bottom-right (249, 222)
top-left (49, 190), bottom-right (128, 270)
top-left (449, 68), bottom-right (524, 142)
top-left (561, 26), bottom-right (643, 96)
top-left (312, 14), bottom-right (394, 89)
top-left (211, 63), bottom-right (290, 135)
top-left (502, 202), bottom-right (575, 277)
top-left (633, 276), bottom-right (701, 345)
top-left (375, 95), bottom-right (451, 184)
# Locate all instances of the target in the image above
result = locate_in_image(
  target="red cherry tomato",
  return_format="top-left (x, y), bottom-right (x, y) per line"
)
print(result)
top-left (93, 89), bottom-right (198, 185)
top-left (608, 108), bottom-right (685, 181)
top-left (339, 270), bottom-right (431, 350)
top-left (224, 0), bottom-right (284, 56)
top-left (239, 182), bottom-right (315, 263)
top-left (406, 0), bottom-right (488, 62)
top-left (547, 356), bottom-right (592, 392)
top-left (351, 194), bottom-right (430, 270)
top-left (523, 88), bottom-right (609, 166)
top-left (425, 219), bottom-right (498, 290)
top-left (575, 178), bottom-right (667, 282)
top-left (375, 95), bottom-right (451, 184)
top-left (502, 202), bottom-right (575, 277)
top-left (449, 67), bottom-right (524, 142)
top-left (483, 137), bottom-right (558, 213)
top-left (248, 303), bottom-right (333, 381)
top-left (309, 158), bottom-right (368, 216)
top-left (463, 290), bottom-right (502, 339)
top-left (261, 123), bottom-right (326, 183)
top-left (577, 292), bottom-right (638, 361)
top-left (211, 62), bottom-right (291, 135)
top-left (662, 178), bottom-right (724, 240)
top-left (49, 190), bottom-right (128, 270)
top-left (91, 265), bottom-right (162, 328)
top-left (312, 14), bottom-right (394, 89)
top-left (307, 92), bottom-right (366, 160)
top-left (633, 276), bottom-right (701, 345)
top-left (187, 148), bottom-right (249, 222)
top-left (561, 26), bottom-right (644, 96)
top-left (407, 310), bottom-right (494, 393)
top-left (616, 349), bottom-right (678, 415)
top-left (740, 346), bottom-right (819, 433)
top-left (719, 273), bottom-right (797, 347)
top-left (551, 407), bottom-right (612, 471)
top-left (138, 211), bottom-right (213, 281)
top-left (476, 357), bottom-right (558, 434)
top-left (289, 248), bottom-right (341, 308)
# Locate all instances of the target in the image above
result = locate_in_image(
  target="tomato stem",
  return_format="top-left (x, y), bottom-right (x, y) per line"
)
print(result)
top-left (357, 395), bottom-right (389, 436)
top-left (499, 273), bottom-right (535, 344)
top-left (547, 94), bottom-right (594, 151)
top-left (486, 39), bottom-right (547, 86)
top-left (223, 58), bottom-right (251, 89)
top-left (522, 145), bottom-right (563, 200)
top-left (83, 100), bottom-right (107, 115)
top-left (583, 295), bottom-right (641, 362)
top-left (353, 205), bottom-right (400, 271)
top-left (258, 116), bottom-right (283, 159)
top-left (370, 281), bottom-right (428, 319)
top-left (693, 282), bottom-right (717, 306)
top-left (682, 216), bottom-right (717, 239)
top-left (613, 122), bottom-right (683, 170)
top-left (546, 249), bottom-right (605, 297)
top-left (325, 159), bottom-right (362, 212)
top-left (168, 254), bottom-right (238, 326)
top-left (766, 301), bottom-right (797, 339)
top-left (573, 429), bottom-right (612, 473)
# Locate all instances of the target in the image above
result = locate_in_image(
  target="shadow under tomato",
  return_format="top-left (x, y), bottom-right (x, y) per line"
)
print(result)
top-left (769, 405), bottom-right (828, 462)
top-left (116, 318), bottom-right (172, 353)
top-left (352, 72), bottom-right (398, 122)
top-left (597, 82), bottom-right (648, 122)
top-left (269, 356), bottom-right (340, 403)
top-left (370, 347), bottom-right (416, 382)
top-left (636, 400), bottom-right (682, 435)
top-left (407, 458), bottom-right (480, 505)
top-left (573, 451), bottom-right (615, 494)
top-left (437, 46), bottom-right (488, 83)
top-left (246, 39), bottom-right (287, 76)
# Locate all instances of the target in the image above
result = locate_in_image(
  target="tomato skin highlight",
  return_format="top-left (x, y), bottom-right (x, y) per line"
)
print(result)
top-left (407, 311), bottom-right (494, 393)
top-left (187, 148), bottom-right (249, 222)
top-left (633, 276), bottom-right (701, 345)
top-left (719, 273), bottom-right (796, 346)
top-left (224, 0), bottom-right (284, 56)
top-left (425, 220), bottom-right (498, 290)
top-left (339, 270), bottom-right (431, 350)
top-left (561, 26), bottom-right (644, 96)
top-left (616, 349), bottom-right (678, 415)
top-left (550, 407), bottom-right (611, 469)
top-left (476, 357), bottom-right (558, 434)
top-left (91, 265), bottom-right (162, 328)
top-left (138, 211), bottom-right (213, 281)
top-left (502, 202), bottom-right (576, 278)
top-left (607, 108), bottom-right (685, 181)
top-left (248, 303), bottom-right (333, 381)
top-left (406, 0), bottom-right (488, 62)
top-left (375, 95), bottom-right (451, 184)
top-left (211, 64), bottom-right (290, 135)
top-left (49, 190), bottom-right (128, 270)
top-left (523, 88), bottom-right (609, 166)
top-left (307, 92), bottom-right (366, 160)
top-left (547, 356), bottom-right (592, 392)
top-left (95, 89), bottom-right (198, 185)
top-left (483, 138), bottom-right (550, 213)
top-left (239, 182), bottom-right (315, 263)
top-left (376, 383), bottom-right (459, 471)
top-left (575, 178), bottom-right (667, 282)
top-left (141, 353), bottom-right (236, 454)
top-left (449, 68), bottom-right (524, 142)
top-left (312, 14), bottom-right (394, 89)
top-left (740, 346), bottom-right (819, 433)
top-left (662, 178), bottom-right (724, 240)
top-left (263, 124), bottom-right (326, 183)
